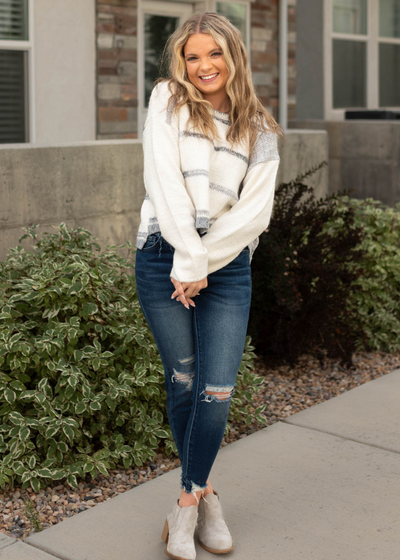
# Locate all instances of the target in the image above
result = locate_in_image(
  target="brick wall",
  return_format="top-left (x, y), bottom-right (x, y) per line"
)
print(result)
top-left (95, 0), bottom-right (296, 137)
top-left (96, 0), bottom-right (138, 140)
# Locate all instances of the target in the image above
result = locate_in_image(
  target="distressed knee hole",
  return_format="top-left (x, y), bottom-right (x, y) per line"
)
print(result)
top-left (171, 369), bottom-right (195, 390)
top-left (201, 385), bottom-right (235, 403)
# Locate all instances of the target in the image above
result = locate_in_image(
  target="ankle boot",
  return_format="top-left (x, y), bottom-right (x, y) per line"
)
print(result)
top-left (197, 490), bottom-right (234, 554)
top-left (161, 500), bottom-right (198, 560)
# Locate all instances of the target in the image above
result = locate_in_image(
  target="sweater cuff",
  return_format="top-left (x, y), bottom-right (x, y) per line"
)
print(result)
top-left (170, 252), bottom-right (208, 283)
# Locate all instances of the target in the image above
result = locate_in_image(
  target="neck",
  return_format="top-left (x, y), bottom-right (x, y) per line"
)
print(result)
top-left (203, 90), bottom-right (230, 113)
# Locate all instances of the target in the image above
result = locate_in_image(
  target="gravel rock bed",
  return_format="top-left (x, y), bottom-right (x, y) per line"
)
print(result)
top-left (1, 350), bottom-right (399, 540)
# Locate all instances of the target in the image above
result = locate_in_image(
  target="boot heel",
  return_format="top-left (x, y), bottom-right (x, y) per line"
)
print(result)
top-left (161, 519), bottom-right (169, 543)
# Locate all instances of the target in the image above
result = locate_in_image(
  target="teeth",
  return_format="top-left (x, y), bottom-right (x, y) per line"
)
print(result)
top-left (200, 73), bottom-right (218, 80)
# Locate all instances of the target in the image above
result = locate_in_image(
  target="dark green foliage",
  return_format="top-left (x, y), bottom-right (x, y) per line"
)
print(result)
top-left (248, 163), bottom-right (366, 366)
top-left (324, 196), bottom-right (400, 353)
top-left (0, 224), bottom-right (266, 491)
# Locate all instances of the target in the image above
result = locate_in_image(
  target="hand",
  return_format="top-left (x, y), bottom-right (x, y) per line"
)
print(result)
top-left (170, 277), bottom-right (208, 309)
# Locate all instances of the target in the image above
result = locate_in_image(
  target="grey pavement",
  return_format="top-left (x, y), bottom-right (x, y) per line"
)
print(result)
top-left (3, 368), bottom-right (399, 560)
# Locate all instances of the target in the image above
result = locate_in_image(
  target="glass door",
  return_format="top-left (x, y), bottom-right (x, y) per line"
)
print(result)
top-left (138, 1), bottom-right (193, 137)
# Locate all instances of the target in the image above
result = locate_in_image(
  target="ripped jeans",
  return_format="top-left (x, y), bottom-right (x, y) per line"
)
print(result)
top-left (134, 231), bottom-right (252, 497)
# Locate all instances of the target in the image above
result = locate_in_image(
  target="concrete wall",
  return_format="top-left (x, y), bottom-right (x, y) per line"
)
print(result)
top-left (289, 120), bottom-right (400, 205)
top-left (0, 131), bottom-right (328, 260)
top-left (295, 0), bottom-right (324, 120)
top-left (33, 0), bottom-right (96, 143)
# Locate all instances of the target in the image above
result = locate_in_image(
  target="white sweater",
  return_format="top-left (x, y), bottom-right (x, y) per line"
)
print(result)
top-left (136, 80), bottom-right (280, 283)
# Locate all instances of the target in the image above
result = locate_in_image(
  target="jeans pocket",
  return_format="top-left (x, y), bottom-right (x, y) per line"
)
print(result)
top-left (139, 231), bottom-right (162, 251)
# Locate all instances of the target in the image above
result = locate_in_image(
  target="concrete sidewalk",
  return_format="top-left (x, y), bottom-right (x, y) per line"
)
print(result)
top-left (2, 369), bottom-right (400, 560)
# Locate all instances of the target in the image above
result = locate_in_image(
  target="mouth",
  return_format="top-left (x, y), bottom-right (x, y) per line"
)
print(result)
top-left (198, 73), bottom-right (219, 83)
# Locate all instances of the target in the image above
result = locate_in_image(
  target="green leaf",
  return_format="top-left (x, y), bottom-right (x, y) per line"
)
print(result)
top-left (82, 302), bottom-right (98, 318)
top-left (62, 425), bottom-right (74, 442)
top-left (67, 474), bottom-right (78, 488)
top-left (75, 402), bottom-right (86, 414)
top-left (57, 441), bottom-right (69, 453)
top-left (45, 425), bottom-right (60, 438)
top-left (4, 389), bottom-right (16, 404)
top-left (37, 468), bottom-right (53, 478)
top-left (63, 418), bottom-right (79, 428)
top-left (8, 411), bottom-right (24, 425)
top-left (30, 478), bottom-right (41, 493)
top-left (153, 429), bottom-right (169, 438)
top-left (19, 426), bottom-right (30, 443)
top-left (21, 470), bottom-right (33, 483)
top-left (89, 401), bottom-right (101, 412)
top-left (96, 462), bottom-right (109, 476)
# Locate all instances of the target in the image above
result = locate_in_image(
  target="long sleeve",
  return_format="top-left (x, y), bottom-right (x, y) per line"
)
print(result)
top-left (201, 130), bottom-right (280, 274)
top-left (143, 82), bottom-right (208, 282)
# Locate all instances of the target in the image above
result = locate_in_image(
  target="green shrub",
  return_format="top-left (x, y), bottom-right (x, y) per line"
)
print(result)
top-left (323, 196), bottom-right (400, 353)
top-left (0, 224), bottom-right (266, 491)
top-left (248, 163), bottom-right (366, 366)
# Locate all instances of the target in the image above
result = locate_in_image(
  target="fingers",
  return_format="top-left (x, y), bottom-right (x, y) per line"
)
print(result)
top-left (170, 278), bottom-right (207, 308)
top-left (177, 295), bottom-right (195, 308)
top-left (170, 281), bottom-right (191, 309)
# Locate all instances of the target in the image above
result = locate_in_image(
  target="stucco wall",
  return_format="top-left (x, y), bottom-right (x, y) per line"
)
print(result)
top-left (289, 120), bottom-right (400, 205)
top-left (0, 132), bottom-right (328, 260)
top-left (33, 0), bottom-right (96, 143)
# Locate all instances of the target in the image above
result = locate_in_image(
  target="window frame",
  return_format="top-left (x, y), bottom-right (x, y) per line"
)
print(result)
top-left (0, 0), bottom-right (35, 142)
top-left (324, 0), bottom-right (400, 120)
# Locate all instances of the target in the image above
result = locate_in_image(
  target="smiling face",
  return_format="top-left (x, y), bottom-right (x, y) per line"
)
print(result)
top-left (183, 33), bottom-right (230, 111)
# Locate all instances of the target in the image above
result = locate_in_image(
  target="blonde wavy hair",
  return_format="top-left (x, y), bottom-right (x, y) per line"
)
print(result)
top-left (156, 12), bottom-right (285, 153)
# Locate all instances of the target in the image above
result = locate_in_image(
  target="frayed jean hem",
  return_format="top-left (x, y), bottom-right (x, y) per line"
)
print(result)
top-left (180, 474), bottom-right (208, 496)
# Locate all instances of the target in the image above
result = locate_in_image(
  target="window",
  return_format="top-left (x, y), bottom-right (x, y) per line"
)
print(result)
top-left (0, 0), bottom-right (32, 143)
top-left (379, 0), bottom-right (400, 106)
top-left (325, 0), bottom-right (400, 119)
top-left (215, 1), bottom-right (249, 47)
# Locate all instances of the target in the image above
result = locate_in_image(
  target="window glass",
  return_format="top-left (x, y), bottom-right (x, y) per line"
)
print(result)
top-left (0, 49), bottom-right (26, 143)
top-left (333, 0), bottom-right (367, 35)
top-left (0, 0), bottom-right (29, 41)
top-left (379, 43), bottom-right (400, 105)
top-left (144, 14), bottom-right (179, 107)
top-left (215, 2), bottom-right (247, 44)
top-left (333, 39), bottom-right (366, 108)
top-left (379, 0), bottom-right (400, 38)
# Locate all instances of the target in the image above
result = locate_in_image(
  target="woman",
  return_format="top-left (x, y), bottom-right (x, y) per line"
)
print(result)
top-left (134, 12), bottom-right (283, 560)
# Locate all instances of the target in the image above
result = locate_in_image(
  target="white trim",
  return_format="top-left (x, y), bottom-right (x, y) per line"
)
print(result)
top-left (28, 0), bottom-right (35, 142)
top-left (278, 0), bottom-right (287, 130)
top-left (323, 0), bottom-right (333, 120)
top-left (324, 0), bottom-right (400, 120)
top-left (368, 0), bottom-right (378, 109)
top-left (0, 39), bottom-right (32, 49)
top-left (0, 0), bottom-right (34, 142)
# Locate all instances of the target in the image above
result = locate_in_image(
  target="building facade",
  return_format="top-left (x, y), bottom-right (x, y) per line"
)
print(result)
top-left (0, 0), bottom-right (398, 144)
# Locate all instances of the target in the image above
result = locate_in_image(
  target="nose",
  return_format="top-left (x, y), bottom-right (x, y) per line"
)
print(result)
top-left (199, 57), bottom-right (213, 74)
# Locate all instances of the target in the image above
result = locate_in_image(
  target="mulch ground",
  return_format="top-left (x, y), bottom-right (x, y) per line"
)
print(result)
top-left (1, 350), bottom-right (399, 540)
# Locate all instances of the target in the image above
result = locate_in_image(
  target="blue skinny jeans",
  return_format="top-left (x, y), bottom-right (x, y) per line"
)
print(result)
top-left (134, 231), bottom-right (252, 496)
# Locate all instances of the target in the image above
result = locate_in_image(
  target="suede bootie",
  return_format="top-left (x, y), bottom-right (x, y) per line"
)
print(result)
top-left (197, 490), bottom-right (234, 554)
top-left (161, 500), bottom-right (198, 560)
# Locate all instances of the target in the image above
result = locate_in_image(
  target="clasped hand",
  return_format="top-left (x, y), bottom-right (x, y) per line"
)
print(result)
top-left (170, 277), bottom-right (208, 309)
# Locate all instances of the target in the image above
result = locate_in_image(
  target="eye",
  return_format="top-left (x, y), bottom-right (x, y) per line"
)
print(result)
top-left (186, 56), bottom-right (197, 62)
top-left (211, 51), bottom-right (222, 57)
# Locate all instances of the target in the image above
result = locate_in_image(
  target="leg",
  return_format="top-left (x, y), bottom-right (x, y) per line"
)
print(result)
top-left (134, 235), bottom-right (195, 462)
top-left (180, 248), bottom-right (252, 498)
